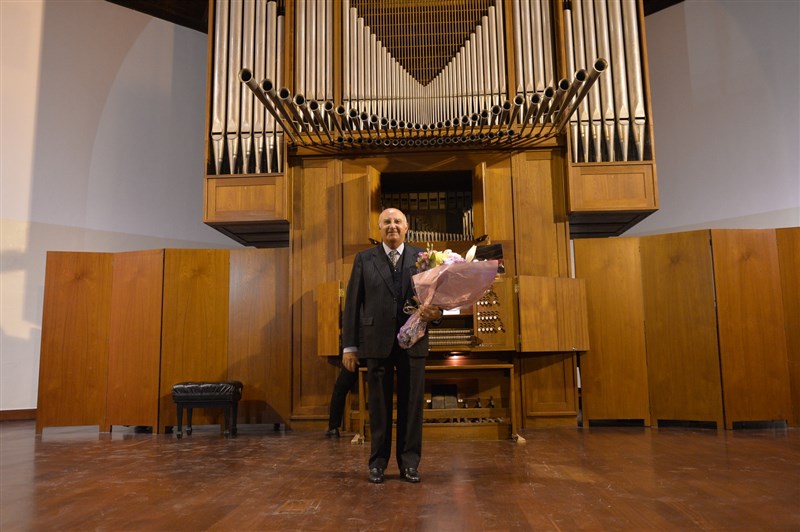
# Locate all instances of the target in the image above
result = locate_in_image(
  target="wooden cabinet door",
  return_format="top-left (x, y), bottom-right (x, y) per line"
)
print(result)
top-left (37, 252), bottom-right (113, 433)
top-left (159, 249), bottom-right (230, 430)
top-left (574, 238), bottom-right (651, 426)
top-left (106, 250), bottom-right (164, 431)
top-left (316, 281), bottom-right (343, 357)
top-left (517, 276), bottom-right (589, 352)
top-left (712, 230), bottom-right (793, 428)
top-left (640, 231), bottom-right (723, 427)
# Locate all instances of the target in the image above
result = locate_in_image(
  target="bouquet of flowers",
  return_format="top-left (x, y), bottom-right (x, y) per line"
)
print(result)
top-left (397, 245), bottom-right (499, 349)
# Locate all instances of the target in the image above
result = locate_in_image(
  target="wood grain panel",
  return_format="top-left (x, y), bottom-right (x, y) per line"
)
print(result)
top-left (640, 231), bottom-right (723, 427)
top-left (574, 238), bottom-right (651, 425)
top-left (159, 249), bottom-right (230, 430)
top-left (712, 230), bottom-right (793, 428)
top-left (37, 252), bottom-right (113, 433)
top-left (557, 278), bottom-right (589, 351)
top-left (517, 276), bottom-right (588, 352)
top-left (518, 276), bottom-right (559, 351)
top-left (228, 248), bottom-right (292, 425)
top-left (776, 228), bottom-right (800, 426)
top-left (519, 354), bottom-right (577, 427)
top-left (315, 281), bottom-right (342, 357)
top-left (341, 161), bottom-right (379, 278)
top-left (106, 250), bottom-right (164, 430)
top-left (568, 163), bottom-right (657, 212)
top-left (205, 175), bottom-right (287, 223)
top-left (291, 158), bottom-right (343, 419)
top-left (474, 157), bottom-right (516, 276)
top-left (512, 151), bottom-right (562, 277)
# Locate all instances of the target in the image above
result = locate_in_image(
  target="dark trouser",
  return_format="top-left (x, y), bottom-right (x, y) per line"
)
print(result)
top-left (328, 365), bottom-right (358, 430)
top-left (366, 344), bottom-right (426, 471)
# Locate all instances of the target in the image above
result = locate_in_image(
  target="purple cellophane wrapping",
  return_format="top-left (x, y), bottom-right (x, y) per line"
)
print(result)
top-left (397, 260), bottom-right (499, 349)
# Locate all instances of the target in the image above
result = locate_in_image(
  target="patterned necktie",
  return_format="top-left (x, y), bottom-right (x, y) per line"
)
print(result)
top-left (389, 249), bottom-right (400, 268)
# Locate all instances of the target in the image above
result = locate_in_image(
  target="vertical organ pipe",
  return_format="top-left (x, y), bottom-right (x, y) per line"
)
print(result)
top-left (226, 0), bottom-right (242, 174)
top-left (582, 0), bottom-right (603, 162)
top-left (239, 0), bottom-right (255, 173)
top-left (571, 0), bottom-right (589, 162)
top-left (593, 0), bottom-right (616, 162)
top-left (265, 0), bottom-right (278, 172)
top-left (532, 0), bottom-right (545, 93)
top-left (512, 0), bottom-right (524, 94)
top-left (540, 0), bottom-right (554, 90)
top-left (275, 12), bottom-right (285, 171)
top-left (210, 0), bottom-right (229, 175)
top-left (622, 0), bottom-right (646, 160)
top-left (295, 0), bottom-right (305, 95)
top-left (607, 0), bottom-right (631, 160)
top-left (252, 0), bottom-right (266, 173)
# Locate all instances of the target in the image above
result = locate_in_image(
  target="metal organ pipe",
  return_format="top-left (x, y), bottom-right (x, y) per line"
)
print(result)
top-left (582, 0), bottom-right (603, 162)
top-left (622, 0), bottom-right (646, 160)
top-left (607, 0), bottom-right (631, 161)
top-left (252, 0), bottom-right (266, 173)
top-left (210, 0), bottom-right (229, 175)
top-left (239, 0), bottom-right (255, 174)
top-left (220, 0), bottom-right (629, 154)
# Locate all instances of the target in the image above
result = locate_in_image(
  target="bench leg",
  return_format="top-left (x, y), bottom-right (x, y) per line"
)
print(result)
top-left (231, 401), bottom-right (239, 436)
top-left (176, 405), bottom-right (183, 439)
top-left (222, 405), bottom-right (231, 437)
top-left (186, 408), bottom-right (193, 436)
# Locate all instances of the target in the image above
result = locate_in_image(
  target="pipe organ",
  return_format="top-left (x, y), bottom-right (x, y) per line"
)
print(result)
top-left (201, 0), bottom-right (659, 432)
top-left (206, 0), bottom-right (652, 166)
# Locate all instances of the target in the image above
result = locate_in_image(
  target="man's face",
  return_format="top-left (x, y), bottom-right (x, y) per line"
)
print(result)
top-left (378, 208), bottom-right (408, 249)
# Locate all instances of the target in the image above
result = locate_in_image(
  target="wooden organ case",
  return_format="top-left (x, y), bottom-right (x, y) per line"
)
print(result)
top-left (202, 0), bottom-right (658, 436)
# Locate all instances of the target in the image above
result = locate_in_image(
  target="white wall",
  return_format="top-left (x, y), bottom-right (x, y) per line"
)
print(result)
top-left (627, 0), bottom-right (800, 235)
top-left (1, 0), bottom-right (239, 411)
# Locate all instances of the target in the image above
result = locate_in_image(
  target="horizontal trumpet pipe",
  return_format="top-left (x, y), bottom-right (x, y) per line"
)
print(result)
top-left (260, 78), bottom-right (304, 142)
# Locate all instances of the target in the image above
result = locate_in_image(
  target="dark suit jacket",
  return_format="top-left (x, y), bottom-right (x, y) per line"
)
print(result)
top-left (342, 243), bottom-right (429, 359)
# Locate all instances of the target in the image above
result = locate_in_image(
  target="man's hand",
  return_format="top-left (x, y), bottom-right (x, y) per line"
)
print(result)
top-left (418, 304), bottom-right (443, 323)
top-left (342, 352), bottom-right (359, 372)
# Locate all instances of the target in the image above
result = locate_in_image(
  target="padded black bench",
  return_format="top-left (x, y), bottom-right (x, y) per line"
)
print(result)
top-left (171, 381), bottom-right (243, 439)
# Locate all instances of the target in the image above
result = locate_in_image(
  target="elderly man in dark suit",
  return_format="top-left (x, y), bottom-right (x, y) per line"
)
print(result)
top-left (341, 207), bottom-right (442, 484)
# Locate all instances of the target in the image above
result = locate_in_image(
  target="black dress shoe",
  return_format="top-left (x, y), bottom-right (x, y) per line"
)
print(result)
top-left (325, 428), bottom-right (340, 438)
top-left (368, 468), bottom-right (385, 484)
top-left (401, 467), bottom-right (421, 483)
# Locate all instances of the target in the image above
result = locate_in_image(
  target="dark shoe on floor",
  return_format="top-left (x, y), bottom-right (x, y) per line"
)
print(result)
top-left (325, 428), bottom-right (340, 438)
top-left (400, 467), bottom-right (421, 483)
top-left (368, 468), bottom-right (385, 484)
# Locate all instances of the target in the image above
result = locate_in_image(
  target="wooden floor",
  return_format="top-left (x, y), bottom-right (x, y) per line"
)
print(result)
top-left (2, 421), bottom-right (799, 531)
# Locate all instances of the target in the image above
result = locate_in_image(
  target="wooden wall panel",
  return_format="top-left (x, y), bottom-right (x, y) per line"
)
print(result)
top-left (159, 249), bottom-right (230, 430)
top-left (519, 354), bottom-right (577, 427)
top-left (512, 150), bottom-right (563, 277)
top-left (640, 232), bottom-right (724, 427)
top-left (517, 276), bottom-right (587, 352)
top-left (106, 250), bottom-right (164, 430)
top-left (37, 252), bottom-right (113, 433)
top-left (315, 281), bottom-right (342, 357)
top-left (474, 157), bottom-right (516, 276)
top-left (291, 158), bottom-right (342, 424)
top-left (341, 161), bottom-right (379, 279)
top-left (712, 230), bottom-right (793, 428)
top-left (776, 228), bottom-right (800, 426)
top-left (229, 248), bottom-right (292, 425)
top-left (568, 163), bottom-right (657, 212)
top-left (205, 175), bottom-right (289, 223)
top-left (574, 238), bottom-right (651, 425)
top-left (510, 150), bottom-right (579, 426)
